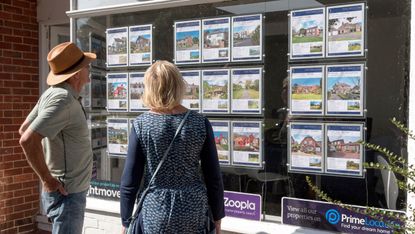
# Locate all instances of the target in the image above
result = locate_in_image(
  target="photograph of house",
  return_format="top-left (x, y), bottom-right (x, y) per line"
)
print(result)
top-left (233, 25), bottom-right (260, 47)
top-left (204, 28), bottom-right (229, 49)
top-left (291, 18), bottom-right (324, 44)
top-left (328, 16), bottom-right (362, 42)
top-left (233, 78), bottom-right (260, 100)
top-left (291, 78), bottom-right (322, 100)
top-left (290, 129), bottom-right (323, 157)
top-left (108, 36), bottom-right (127, 55)
top-left (214, 131), bottom-right (229, 151)
top-left (130, 34), bottom-right (151, 53)
top-left (327, 77), bottom-right (360, 100)
top-left (176, 31), bottom-right (199, 50)
top-left (233, 132), bottom-right (260, 152)
top-left (108, 82), bottom-right (127, 99)
top-left (327, 135), bottom-right (361, 159)
top-left (108, 126), bottom-right (128, 145)
top-left (184, 82), bottom-right (199, 100)
top-left (130, 81), bottom-right (144, 99)
top-left (203, 79), bottom-right (228, 99)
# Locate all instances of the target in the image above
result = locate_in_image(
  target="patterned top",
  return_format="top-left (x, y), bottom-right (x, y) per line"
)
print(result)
top-left (120, 111), bottom-right (225, 233)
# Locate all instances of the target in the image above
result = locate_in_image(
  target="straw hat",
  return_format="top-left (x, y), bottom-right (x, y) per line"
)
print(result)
top-left (47, 42), bottom-right (96, 85)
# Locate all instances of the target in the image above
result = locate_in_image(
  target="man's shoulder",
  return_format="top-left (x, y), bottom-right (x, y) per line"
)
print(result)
top-left (40, 86), bottom-right (72, 105)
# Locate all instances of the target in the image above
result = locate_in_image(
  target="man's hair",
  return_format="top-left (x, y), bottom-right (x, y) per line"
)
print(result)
top-left (143, 60), bottom-right (185, 110)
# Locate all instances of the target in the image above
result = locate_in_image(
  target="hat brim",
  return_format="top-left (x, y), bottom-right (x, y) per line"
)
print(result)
top-left (47, 52), bottom-right (96, 86)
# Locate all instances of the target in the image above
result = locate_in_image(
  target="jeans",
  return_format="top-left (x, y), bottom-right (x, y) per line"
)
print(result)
top-left (42, 190), bottom-right (87, 234)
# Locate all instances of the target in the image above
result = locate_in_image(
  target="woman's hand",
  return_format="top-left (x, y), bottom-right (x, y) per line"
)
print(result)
top-left (121, 226), bottom-right (126, 234)
top-left (215, 220), bottom-right (221, 234)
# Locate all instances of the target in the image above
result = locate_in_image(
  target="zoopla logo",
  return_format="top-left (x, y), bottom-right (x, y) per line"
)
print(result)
top-left (326, 209), bottom-right (340, 225)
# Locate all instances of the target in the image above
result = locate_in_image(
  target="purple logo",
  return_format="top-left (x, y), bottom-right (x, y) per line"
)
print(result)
top-left (224, 191), bottom-right (261, 221)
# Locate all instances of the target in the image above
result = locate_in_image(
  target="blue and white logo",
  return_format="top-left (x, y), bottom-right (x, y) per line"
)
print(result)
top-left (325, 209), bottom-right (340, 224)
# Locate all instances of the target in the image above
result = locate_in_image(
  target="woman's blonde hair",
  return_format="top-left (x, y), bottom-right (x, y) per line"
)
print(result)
top-left (142, 60), bottom-right (186, 110)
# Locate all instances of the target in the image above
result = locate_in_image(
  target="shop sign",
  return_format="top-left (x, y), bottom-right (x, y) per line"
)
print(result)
top-left (282, 197), bottom-right (404, 234)
top-left (87, 179), bottom-right (120, 201)
top-left (224, 191), bottom-right (261, 221)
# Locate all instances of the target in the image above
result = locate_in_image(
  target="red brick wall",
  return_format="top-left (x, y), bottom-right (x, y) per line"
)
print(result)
top-left (0, 0), bottom-right (40, 233)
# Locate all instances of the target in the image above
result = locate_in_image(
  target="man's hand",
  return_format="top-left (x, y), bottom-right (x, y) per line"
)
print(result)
top-left (42, 177), bottom-right (68, 195)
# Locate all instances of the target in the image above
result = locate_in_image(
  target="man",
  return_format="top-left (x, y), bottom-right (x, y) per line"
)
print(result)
top-left (19, 42), bottom-right (96, 234)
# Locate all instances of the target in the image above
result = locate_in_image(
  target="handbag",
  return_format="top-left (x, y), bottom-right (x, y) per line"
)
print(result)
top-left (127, 111), bottom-right (191, 234)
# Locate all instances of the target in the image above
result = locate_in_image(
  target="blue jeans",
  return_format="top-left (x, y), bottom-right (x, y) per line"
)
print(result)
top-left (42, 190), bottom-right (87, 234)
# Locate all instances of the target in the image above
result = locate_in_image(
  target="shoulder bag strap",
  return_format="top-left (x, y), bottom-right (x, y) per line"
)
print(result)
top-left (130, 110), bottom-right (191, 219)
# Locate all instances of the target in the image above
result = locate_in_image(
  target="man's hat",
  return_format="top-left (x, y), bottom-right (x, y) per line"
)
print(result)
top-left (47, 42), bottom-right (96, 85)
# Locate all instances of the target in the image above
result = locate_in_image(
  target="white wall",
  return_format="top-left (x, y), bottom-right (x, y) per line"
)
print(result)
top-left (37, 0), bottom-right (70, 24)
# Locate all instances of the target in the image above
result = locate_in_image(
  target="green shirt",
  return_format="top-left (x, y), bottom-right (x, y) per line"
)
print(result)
top-left (28, 82), bottom-right (92, 194)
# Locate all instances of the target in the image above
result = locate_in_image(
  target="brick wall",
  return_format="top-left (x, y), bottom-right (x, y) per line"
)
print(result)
top-left (0, 0), bottom-right (40, 233)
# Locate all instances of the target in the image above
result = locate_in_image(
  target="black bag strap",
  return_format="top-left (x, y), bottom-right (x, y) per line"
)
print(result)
top-left (130, 110), bottom-right (191, 220)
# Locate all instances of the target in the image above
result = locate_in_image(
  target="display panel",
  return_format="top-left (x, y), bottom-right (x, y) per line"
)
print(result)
top-left (106, 27), bottom-right (128, 67)
top-left (181, 70), bottom-right (201, 111)
top-left (202, 17), bottom-right (231, 63)
top-left (174, 20), bottom-right (201, 64)
top-left (107, 118), bottom-right (129, 156)
top-left (231, 121), bottom-right (262, 167)
top-left (288, 123), bottom-right (324, 173)
top-left (129, 24), bottom-right (152, 66)
top-left (326, 64), bottom-right (364, 116)
top-left (211, 120), bottom-right (231, 165)
top-left (325, 123), bottom-right (364, 176)
top-left (107, 73), bottom-right (128, 112)
top-left (231, 14), bottom-right (263, 62)
top-left (129, 72), bottom-right (147, 112)
top-left (231, 68), bottom-right (262, 114)
top-left (326, 3), bottom-right (365, 57)
top-left (289, 66), bottom-right (324, 116)
top-left (289, 8), bottom-right (325, 59)
top-left (202, 69), bottom-right (230, 113)
top-left (89, 33), bottom-right (106, 69)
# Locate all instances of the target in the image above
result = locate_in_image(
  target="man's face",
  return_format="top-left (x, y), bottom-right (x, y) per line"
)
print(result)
top-left (78, 66), bottom-right (90, 88)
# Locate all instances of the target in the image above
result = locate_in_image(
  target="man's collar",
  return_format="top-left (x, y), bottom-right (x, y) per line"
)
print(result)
top-left (57, 82), bottom-right (80, 99)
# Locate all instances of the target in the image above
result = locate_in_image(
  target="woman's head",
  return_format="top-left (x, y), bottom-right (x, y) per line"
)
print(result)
top-left (143, 60), bottom-right (186, 110)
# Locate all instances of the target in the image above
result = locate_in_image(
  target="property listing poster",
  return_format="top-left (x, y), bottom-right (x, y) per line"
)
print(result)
top-left (231, 68), bottom-right (262, 114)
top-left (107, 73), bottom-right (128, 112)
top-left (106, 27), bottom-right (128, 67)
top-left (290, 8), bottom-right (325, 59)
top-left (326, 64), bottom-right (364, 116)
top-left (175, 20), bottom-right (201, 64)
top-left (327, 3), bottom-right (365, 57)
top-left (181, 70), bottom-right (201, 111)
top-left (202, 69), bottom-right (230, 113)
top-left (289, 123), bottom-right (324, 173)
top-left (129, 25), bottom-right (152, 66)
top-left (89, 33), bottom-right (106, 68)
top-left (325, 123), bottom-right (364, 176)
top-left (202, 17), bottom-right (230, 63)
top-left (129, 72), bottom-right (147, 112)
top-left (232, 121), bottom-right (262, 167)
top-left (289, 66), bottom-right (324, 115)
top-left (232, 14), bottom-right (262, 62)
top-left (107, 118), bottom-right (129, 155)
top-left (211, 121), bottom-right (230, 165)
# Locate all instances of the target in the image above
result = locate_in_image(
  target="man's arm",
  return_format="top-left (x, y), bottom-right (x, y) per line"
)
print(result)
top-left (19, 118), bottom-right (32, 136)
top-left (19, 128), bottom-right (67, 195)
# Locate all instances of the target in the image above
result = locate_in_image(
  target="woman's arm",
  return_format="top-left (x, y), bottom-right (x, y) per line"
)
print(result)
top-left (120, 125), bottom-right (145, 228)
top-left (200, 118), bottom-right (225, 222)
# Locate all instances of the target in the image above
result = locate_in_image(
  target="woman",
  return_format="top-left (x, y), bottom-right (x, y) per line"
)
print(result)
top-left (120, 61), bottom-right (225, 233)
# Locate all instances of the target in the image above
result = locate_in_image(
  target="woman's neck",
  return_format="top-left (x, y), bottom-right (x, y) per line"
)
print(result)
top-left (150, 105), bottom-right (188, 115)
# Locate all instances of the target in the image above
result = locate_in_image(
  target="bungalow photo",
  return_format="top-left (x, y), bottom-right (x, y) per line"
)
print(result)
top-left (291, 78), bottom-right (322, 101)
top-left (176, 30), bottom-right (199, 51)
top-left (203, 79), bottom-right (228, 100)
top-left (291, 18), bottom-right (324, 47)
top-left (233, 132), bottom-right (260, 152)
top-left (130, 34), bottom-right (151, 54)
top-left (108, 82), bottom-right (127, 99)
top-left (204, 28), bottom-right (229, 49)
top-left (233, 25), bottom-right (261, 47)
